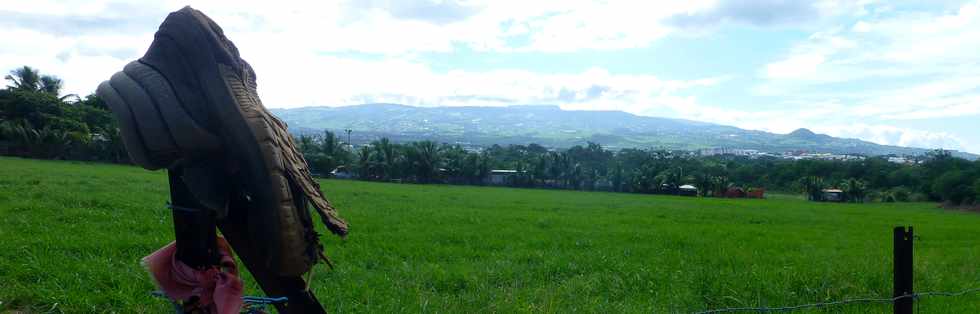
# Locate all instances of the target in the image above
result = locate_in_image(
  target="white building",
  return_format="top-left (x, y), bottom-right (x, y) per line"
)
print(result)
top-left (487, 170), bottom-right (519, 185)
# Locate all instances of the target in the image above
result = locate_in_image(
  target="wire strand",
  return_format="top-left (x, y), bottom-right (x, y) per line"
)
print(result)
top-left (694, 286), bottom-right (980, 314)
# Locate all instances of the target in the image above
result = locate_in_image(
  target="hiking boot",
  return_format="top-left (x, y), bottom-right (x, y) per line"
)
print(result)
top-left (97, 6), bottom-right (347, 277)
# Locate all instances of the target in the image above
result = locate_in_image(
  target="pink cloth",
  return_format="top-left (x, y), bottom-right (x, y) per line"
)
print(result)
top-left (143, 237), bottom-right (243, 314)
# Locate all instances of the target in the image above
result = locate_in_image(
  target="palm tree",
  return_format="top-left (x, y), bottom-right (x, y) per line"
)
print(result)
top-left (610, 162), bottom-right (624, 192)
top-left (841, 178), bottom-right (868, 202)
top-left (798, 176), bottom-right (826, 201)
top-left (655, 167), bottom-right (683, 194)
top-left (531, 155), bottom-right (548, 187)
top-left (298, 134), bottom-right (317, 155)
top-left (39, 75), bottom-right (63, 96)
top-left (709, 175), bottom-right (731, 197)
top-left (317, 130), bottom-right (350, 172)
top-left (692, 172), bottom-right (711, 197)
top-left (441, 146), bottom-right (460, 181)
top-left (568, 162), bottom-right (583, 190)
top-left (548, 152), bottom-right (575, 189)
top-left (512, 160), bottom-right (533, 187)
top-left (476, 152), bottom-right (492, 185)
top-left (457, 151), bottom-right (493, 185)
top-left (5, 66), bottom-right (76, 102)
top-left (356, 145), bottom-right (375, 180)
top-left (320, 130), bottom-right (344, 157)
top-left (99, 127), bottom-right (127, 163)
top-left (0, 120), bottom-right (16, 141)
top-left (406, 141), bottom-right (443, 183)
top-left (627, 169), bottom-right (646, 193)
top-left (372, 138), bottom-right (398, 180)
top-left (5, 66), bottom-right (41, 91)
top-left (458, 153), bottom-right (476, 184)
top-left (11, 123), bottom-right (73, 159)
top-left (547, 152), bottom-right (565, 187)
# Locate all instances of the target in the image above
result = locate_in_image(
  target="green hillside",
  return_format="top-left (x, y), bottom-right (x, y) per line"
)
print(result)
top-left (271, 104), bottom-right (977, 159)
top-left (1, 157), bottom-right (979, 312)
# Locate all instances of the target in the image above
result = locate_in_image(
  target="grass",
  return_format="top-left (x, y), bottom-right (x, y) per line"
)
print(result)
top-left (1, 156), bottom-right (979, 313)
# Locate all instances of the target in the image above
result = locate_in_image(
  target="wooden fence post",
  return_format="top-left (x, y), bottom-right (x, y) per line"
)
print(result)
top-left (893, 226), bottom-right (914, 314)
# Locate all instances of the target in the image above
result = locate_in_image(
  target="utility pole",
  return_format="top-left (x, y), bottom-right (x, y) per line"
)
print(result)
top-left (345, 129), bottom-right (352, 148)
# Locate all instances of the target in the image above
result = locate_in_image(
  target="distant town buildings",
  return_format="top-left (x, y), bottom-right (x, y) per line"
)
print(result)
top-left (781, 152), bottom-right (865, 161)
top-left (698, 148), bottom-right (760, 157)
top-left (698, 147), bottom-right (866, 161)
top-left (693, 146), bottom-right (953, 163)
top-left (886, 156), bottom-right (920, 164)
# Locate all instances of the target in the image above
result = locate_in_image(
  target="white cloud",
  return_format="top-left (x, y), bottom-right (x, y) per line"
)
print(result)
top-left (653, 100), bottom-right (846, 135)
top-left (765, 53), bottom-right (826, 79)
top-left (0, 0), bottom-right (724, 97)
top-left (748, 0), bottom-right (980, 153)
top-left (814, 124), bottom-right (969, 151)
top-left (851, 20), bottom-right (871, 32)
top-left (639, 98), bottom-right (973, 152)
top-left (0, 26), bottom-right (152, 98)
top-left (848, 75), bottom-right (980, 120)
top-left (174, 0), bottom-right (719, 54)
top-left (2, 0), bottom-right (978, 154)
top-left (244, 49), bottom-right (721, 113)
top-left (759, 1), bottom-right (980, 106)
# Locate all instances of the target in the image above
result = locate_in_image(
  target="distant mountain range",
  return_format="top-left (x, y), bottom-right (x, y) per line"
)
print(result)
top-left (271, 104), bottom-right (977, 159)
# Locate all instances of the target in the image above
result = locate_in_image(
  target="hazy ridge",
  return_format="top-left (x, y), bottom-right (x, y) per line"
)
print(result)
top-left (271, 103), bottom-right (976, 159)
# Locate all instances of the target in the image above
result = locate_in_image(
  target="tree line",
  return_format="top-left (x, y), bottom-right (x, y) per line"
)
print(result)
top-left (2, 65), bottom-right (978, 206)
top-left (296, 130), bottom-right (980, 206)
top-left (0, 66), bottom-right (126, 162)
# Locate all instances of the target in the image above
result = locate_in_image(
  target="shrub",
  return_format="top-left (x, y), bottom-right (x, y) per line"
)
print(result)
top-left (932, 171), bottom-right (975, 205)
top-left (881, 192), bottom-right (896, 203)
top-left (909, 192), bottom-right (930, 202)
top-left (890, 186), bottom-right (912, 202)
top-left (974, 179), bottom-right (980, 205)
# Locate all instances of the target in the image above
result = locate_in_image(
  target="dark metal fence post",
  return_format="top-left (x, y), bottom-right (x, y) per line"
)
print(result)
top-left (893, 226), bottom-right (914, 314)
top-left (169, 168), bottom-right (219, 269)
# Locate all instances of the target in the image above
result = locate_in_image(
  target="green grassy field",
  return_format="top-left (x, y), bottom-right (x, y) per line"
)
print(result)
top-left (1, 157), bottom-right (979, 313)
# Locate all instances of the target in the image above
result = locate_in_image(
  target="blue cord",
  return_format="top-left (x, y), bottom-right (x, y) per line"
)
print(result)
top-left (151, 291), bottom-right (288, 313)
top-left (242, 296), bottom-right (289, 304)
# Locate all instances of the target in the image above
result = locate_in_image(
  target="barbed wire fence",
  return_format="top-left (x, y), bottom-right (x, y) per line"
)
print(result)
top-left (694, 287), bottom-right (980, 313)
top-left (695, 226), bottom-right (980, 313)
top-left (144, 226), bottom-right (976, 313)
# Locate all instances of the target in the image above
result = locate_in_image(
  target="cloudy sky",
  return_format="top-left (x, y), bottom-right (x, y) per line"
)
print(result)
top-left (3, 0), bottom-right (980, 153)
